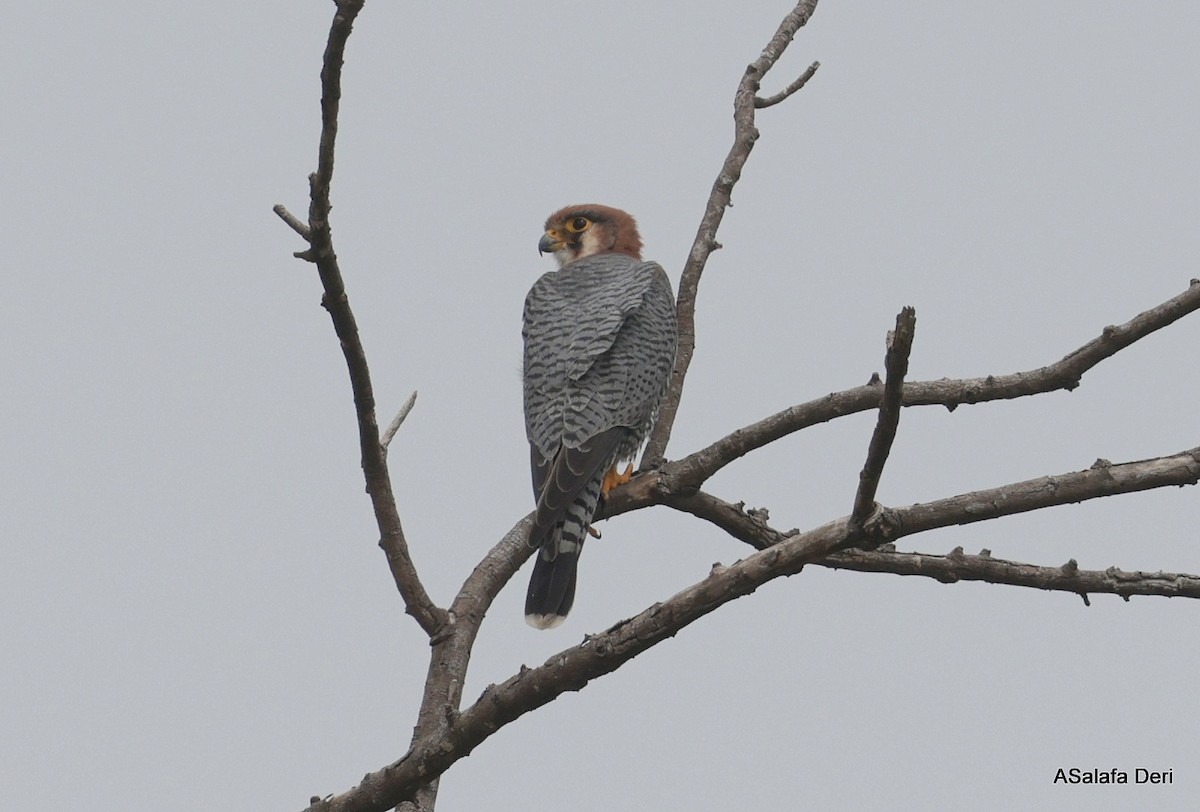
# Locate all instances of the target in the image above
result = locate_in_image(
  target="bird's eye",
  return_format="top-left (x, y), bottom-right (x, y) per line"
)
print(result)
top-left (567, 217), bottom-right (591, 232)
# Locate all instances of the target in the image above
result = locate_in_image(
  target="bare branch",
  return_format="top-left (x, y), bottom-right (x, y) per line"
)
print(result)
top-left (896, 450), bottom-right (1200, 534)
top-left (308, 518), bottom-right (849, 812)
top-left (280, 0), bottom-right (1200, 808)
top-left (666, 491), bottom-right (789, 549)
top-left (381, 390), bottom-right (418, 450)
top-left (850, 307), bottom-right (915, 527)
top-left (756, 60), bottom-right (821, 108)
top-left (273, 203), bottom-right (312, 241)
top-left (673, 279), bottom-right (1200, 490)
top-left (682, 448), bottom-right (1200, 549)
top-left (306, 445), bottom-right (1200, 811)
top-left (425, 514), bottom-right (533, 719)
top-left (305, 516), bottom-right (535, 812)
top-left (672, 488), bottom-right (1200, 599)
top-left (642, 0), bottom-right (821, 467)
top-left (822, 547), bottom-right (1200, 600)
top-left (278, 0), bottom-right (446, 639)
top-left (309, 1), bottom-right (360, 223)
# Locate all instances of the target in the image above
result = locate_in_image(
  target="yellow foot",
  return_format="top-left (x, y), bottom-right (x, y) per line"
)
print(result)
top-left (601, 462), bottom-right (634, 497)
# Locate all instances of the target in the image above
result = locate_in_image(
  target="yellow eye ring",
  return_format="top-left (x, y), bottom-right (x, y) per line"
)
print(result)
top-left (566, 216), bottom-right (591, 232)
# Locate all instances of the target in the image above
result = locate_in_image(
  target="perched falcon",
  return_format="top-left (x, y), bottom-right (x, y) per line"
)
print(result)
top-left (522, 204), bottom-right (677, 629)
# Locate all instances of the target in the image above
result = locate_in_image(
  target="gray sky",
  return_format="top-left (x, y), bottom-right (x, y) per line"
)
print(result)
top-left (3, 1), bottom-right (1198, 809)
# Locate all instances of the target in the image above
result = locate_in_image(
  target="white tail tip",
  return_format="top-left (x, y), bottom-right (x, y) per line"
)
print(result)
top-left (525, 612), bottom-right (568, 630)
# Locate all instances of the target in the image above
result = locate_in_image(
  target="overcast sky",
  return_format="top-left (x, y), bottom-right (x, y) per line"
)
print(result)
top-left (3, 1), bottom-right (1198, 809)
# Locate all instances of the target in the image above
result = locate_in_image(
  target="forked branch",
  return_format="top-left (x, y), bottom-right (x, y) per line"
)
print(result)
top-left (642, 0), bottom-right (821, 467)
top-left (274, 0), bottom-right (445, 638)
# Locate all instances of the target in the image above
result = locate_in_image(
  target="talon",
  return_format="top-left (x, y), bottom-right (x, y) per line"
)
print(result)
top-left (601, 463), bottom-right (635, 497)
top-left (586, 525), bottom-right (602, 539)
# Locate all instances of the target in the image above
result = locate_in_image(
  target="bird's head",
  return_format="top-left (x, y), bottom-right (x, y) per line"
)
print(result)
top-left (539, 204), bottom-right (643, 268)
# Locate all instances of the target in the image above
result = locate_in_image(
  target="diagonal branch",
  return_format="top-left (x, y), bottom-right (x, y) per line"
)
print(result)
top-left (850, 307), bottom-right (915, 526)
top-left (274, 0), bottom-right (446, 638)
top-left (671, 279), bottom-right (1200, 491)
top-left (641, 0), bottom-right (821, 468)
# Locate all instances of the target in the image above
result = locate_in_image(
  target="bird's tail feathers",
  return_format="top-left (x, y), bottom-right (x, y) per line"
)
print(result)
top-left (525, 430), bottom-right (624, 628)
top-left (525, 542), bottom-right (579, 629)
top-left (527, 428), bottom-right (626, 549)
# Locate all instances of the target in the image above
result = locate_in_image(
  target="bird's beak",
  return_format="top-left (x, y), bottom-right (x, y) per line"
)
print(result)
top-left (538, 232), bottom-right (564, 256)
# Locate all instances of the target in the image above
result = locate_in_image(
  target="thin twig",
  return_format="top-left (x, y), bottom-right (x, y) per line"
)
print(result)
top-left (381, 390), bottom-right (418, 450)
top-left (850, 307), bottom-right (916, 527)
top-left (641, 0), bottom-right (821, 468)
top-left (756, 60), bottom-right (821, 107)
top-left (273, 203), bottom-right (312, 241)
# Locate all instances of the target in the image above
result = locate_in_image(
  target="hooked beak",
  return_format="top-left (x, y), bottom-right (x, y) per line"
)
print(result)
top-left (538, 232), bottom-right (565, 256)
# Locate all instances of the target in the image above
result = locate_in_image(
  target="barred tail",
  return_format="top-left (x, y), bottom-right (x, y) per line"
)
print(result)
top-left (525, 474), bottom-right (603, 629)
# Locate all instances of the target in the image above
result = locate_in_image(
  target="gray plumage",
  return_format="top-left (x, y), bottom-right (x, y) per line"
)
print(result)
top-left (523, 251), bottom-right (677, 628)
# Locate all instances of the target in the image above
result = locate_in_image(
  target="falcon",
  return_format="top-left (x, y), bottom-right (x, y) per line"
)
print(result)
top-left (522, 204), bottom-right (677, 629)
